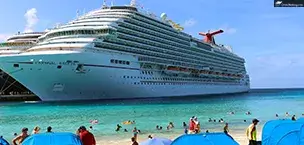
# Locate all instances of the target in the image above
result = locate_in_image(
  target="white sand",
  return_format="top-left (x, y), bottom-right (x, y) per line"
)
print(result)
top-left (95, 129), bottom-right (262, 145)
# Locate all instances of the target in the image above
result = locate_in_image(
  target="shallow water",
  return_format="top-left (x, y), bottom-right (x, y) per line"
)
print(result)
top-left (0, 89), bottom-right (304, 142)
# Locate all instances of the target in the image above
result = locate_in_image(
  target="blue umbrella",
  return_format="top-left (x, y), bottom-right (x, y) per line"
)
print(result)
top-left (140, 137), bottom-right (172, 145)
top-left (0, 136), bottom-right (10, 145)
top-left (21, 132), bottom-right (82, 145)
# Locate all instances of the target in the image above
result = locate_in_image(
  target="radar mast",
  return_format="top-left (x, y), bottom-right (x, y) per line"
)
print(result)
top-left (130, 0), bottom-right (137, 7)
top-left (102, 0), bottom-right (107, 8)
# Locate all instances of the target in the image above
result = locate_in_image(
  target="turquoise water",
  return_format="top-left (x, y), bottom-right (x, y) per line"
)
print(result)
top-left (0, 89), bottom-right (304, 142)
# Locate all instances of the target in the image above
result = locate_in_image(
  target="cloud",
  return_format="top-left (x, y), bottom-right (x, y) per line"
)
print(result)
top-left (24, 8), bottom-right (39, 33)
top-left (183, 18), bottom-right (197, 27)
top-left (247, 52), bottom-right (304, 88)
top-left (0, 34), bottom-right (11, 42)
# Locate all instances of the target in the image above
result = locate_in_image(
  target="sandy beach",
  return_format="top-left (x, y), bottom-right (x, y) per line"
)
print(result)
top-left (95, 128), bottom-right (262, 145)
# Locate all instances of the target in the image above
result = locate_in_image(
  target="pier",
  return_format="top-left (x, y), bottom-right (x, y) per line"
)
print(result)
top-left (0, 94), bottom-right (40, 101)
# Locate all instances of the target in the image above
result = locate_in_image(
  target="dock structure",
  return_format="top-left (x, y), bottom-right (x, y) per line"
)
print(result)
top-left (0, 94), bottom-right (40, 101)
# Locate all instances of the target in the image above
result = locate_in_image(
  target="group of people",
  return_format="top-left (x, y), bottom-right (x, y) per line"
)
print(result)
top-left (8, 126), bottom-right (96, 145)
top-left (11, 126), bottom-right (53, 145)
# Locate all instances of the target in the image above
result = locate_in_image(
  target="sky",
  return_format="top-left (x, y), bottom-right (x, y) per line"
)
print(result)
top-left (0, 0), bottom-right (303, 88)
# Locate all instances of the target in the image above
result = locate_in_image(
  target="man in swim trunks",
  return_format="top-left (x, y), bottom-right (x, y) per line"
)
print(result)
top-left (12, 127), bottom-right (29, 145)
top-left (246, 119), bottom-right (259, 145)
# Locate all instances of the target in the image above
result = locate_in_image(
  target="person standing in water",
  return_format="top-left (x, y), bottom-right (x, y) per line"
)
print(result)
top-left (246, 119), bottom-right (259, 145)
top-left (132, 127), bottom-right (139, 141)
top-left (291, 115), bottom-right (296, 121)
top-left (12, 128), bottom-right (29, 145)
top-left (32, 126), bottom-right (40, 134)
top-left (224, 123), bottom-right (229, 134)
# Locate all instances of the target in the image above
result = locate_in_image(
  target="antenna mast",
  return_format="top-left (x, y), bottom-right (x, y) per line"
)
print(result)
top-left (102, 0), bottom-right (107, 8)
top-left (130, 0), bottom-right (137, 7)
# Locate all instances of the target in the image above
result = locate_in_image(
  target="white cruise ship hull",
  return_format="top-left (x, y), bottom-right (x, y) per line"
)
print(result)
top-left (0, 50), bottom-right (250, 101)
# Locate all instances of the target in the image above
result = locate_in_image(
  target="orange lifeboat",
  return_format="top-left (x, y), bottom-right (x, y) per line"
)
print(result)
top-left (179, 67), bottom-right (191, 76)
top-left (164, 66), bottom-right (179, 75)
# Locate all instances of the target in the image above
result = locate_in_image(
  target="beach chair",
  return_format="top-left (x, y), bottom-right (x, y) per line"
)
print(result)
top-left (21, 132), bottom-right (82, 145)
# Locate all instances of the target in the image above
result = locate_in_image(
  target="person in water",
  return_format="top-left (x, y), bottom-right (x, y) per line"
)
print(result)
top-left (131, 137), bottom-right (139, 145)
top-left (12, 127), bottom-right (29, 145)
top-left (246, 119), bottom-right (259, 145)
top-left (168, 122), bottom-right (174, 129)
top-left (46, 126), bottom-right (53, 133)
top-left (188, 117), bottom-right (196, 134)
top-left (195, 122), bottom-right (201, 134)
top-left (115, 124), bottom-right (122, 131)
top-left (224, 123), bottom-right (229, 134)
top-left (132, 127), bottom-right (139, 141)
top-left (292, 115), bottom-right (296, 121)
top-left (32, 126), bottom-right (40, 134)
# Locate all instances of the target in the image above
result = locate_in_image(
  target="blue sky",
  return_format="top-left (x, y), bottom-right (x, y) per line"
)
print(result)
top-left (0, 0), bottom-right (303, 88)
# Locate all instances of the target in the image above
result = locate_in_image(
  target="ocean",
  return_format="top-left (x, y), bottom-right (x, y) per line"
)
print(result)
top-left (0, 89), bottom-right (304, 144)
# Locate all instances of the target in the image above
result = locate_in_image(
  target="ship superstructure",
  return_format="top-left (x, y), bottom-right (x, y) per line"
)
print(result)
top-left (0, 2), bottom-right (250, 101)
top-left (0, 32), bottom-right (45, 95)
top-left (0, 32), bottom-right (45, 55)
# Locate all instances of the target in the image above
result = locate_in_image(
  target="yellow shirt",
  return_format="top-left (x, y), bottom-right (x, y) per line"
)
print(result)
top-left (246, 124), bottom-right (257, 141)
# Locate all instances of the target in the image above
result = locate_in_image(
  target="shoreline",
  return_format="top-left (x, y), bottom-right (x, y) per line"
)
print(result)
top-left (93, 128), bottom-right (262, 145)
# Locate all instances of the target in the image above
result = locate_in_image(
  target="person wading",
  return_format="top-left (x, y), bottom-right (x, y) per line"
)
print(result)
top-left (246, 119), bottom-right (259, 145)
top-left (12, 128), bottom-right (29, 145)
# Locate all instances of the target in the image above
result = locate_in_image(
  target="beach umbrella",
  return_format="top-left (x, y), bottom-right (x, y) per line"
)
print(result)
top-left (140, 137), bottom-right (172, 145)
top-left (21, 132), bottom-right (82, 145)
top-left (171, 133), bottom-right (239, 145)
top-left (0, 136), bottom-right (10, 145)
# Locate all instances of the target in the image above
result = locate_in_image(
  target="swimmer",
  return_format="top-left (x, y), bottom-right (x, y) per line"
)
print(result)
top-left (285, 112), bottom-right (289, 116)
top-left (148, 135), bottom-right (153, 139)
top-left (208, 118), bottom-right (212, 122)
top-left (246, 111), bottom-right (251, 115)
top-left (90, 120), bottom-right (98, 124)
top-left (89, 126), bottom-right (93, 130)
top-left (275, 114), bottom-right (279, 117)
top-left (115, 124), bottom-right (122, 131)
top-left (244, 120), bottom-right (247, 122)
top-left (124, 129), bottom-right (128, 132)
top-left (168, 122), bottom-right (174, 129)
top-left (291, 115), bottom-right (296, 121)
top-left (156, 125), bottom-right (159, 130)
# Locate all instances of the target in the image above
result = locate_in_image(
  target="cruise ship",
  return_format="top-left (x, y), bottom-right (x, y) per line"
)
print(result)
top-left (0, 2), bottom-right (250, 101)
top-left (0, 32), bottom-right (45, 95)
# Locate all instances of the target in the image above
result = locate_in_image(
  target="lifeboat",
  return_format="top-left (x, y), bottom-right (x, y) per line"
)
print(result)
top-left (179, 67), bottom-right (191, 76)
top-left (199, 70), bottom-right (209, 77)
top-left (164, 66), bottom-right (179, 75)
